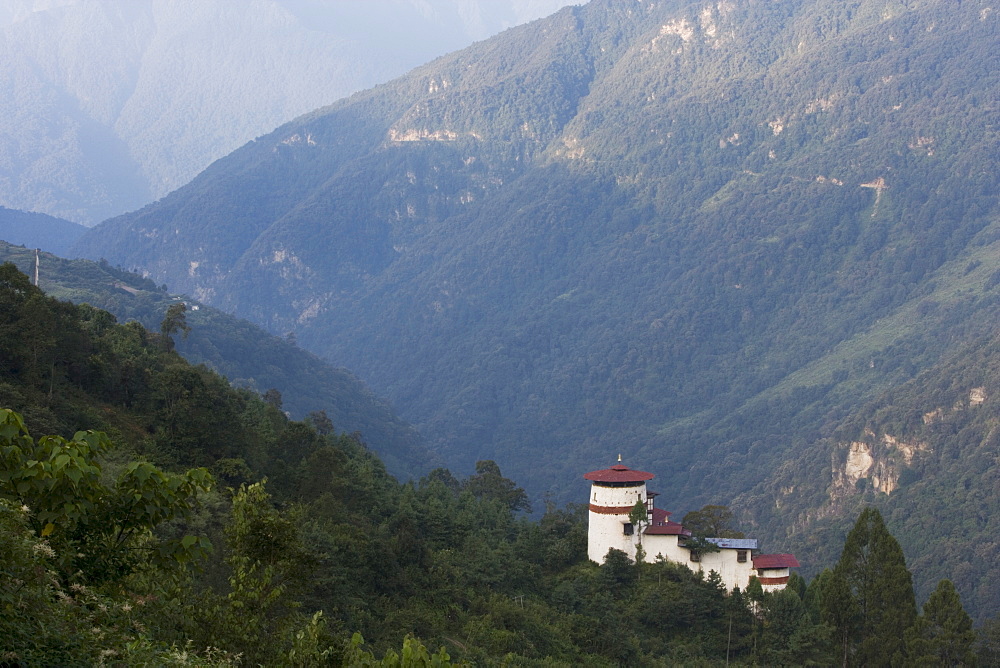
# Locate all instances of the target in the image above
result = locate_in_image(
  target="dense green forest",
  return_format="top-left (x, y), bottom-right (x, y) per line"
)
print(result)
top-left (71, 0), bottom-right (1000, 620)
top-left (3, 262), bottom-right (997, 665)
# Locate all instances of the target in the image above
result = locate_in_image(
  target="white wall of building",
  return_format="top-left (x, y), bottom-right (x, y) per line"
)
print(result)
top-left (642, 535), bottom-right (754, 590)
top-left (643, 534), bottom-right (688, 565)
top-left (587, 482), bottom-right (647, 563)
top-left (758, 568), bottom-right (792, 593)
top-left (694, 549), bottom-right (755, 591)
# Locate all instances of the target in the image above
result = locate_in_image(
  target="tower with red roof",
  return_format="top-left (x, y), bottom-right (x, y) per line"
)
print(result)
top-left (583, 458), bottom-right (655, 563)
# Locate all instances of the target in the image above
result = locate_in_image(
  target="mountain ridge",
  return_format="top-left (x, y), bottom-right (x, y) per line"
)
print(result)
top-left (0, 0), bottom-right (578, 223)
top-left (0, 206), bottom-right (87, 256)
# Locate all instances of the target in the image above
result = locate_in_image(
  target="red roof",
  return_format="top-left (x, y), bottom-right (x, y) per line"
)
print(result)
top-left (753, 554), bottom-right (800, 569)
top-left (645, 520), bottom-right (689, 536)
top-left (583, 463), bottom-right (654, 483)
top-left (644, 507), bottom-right (690, 536)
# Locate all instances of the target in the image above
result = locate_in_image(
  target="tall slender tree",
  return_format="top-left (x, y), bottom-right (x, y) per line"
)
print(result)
top-left (159, 301), bottom-right (190, 352)
top-left (826, 507), bottom-right (916, 667)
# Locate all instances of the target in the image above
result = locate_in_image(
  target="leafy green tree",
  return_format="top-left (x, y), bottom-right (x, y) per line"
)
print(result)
top-left (342, 632), bottom-right (455, 666)
top-left (601, 547), bottom-right (636, 592)
top-left (160, 301), bottom-right (191, 352)
top-left (628, 498), bottom-right (648, 570)
top-left (263, 387), bottom-right (284, 410)
top-left (0, 408), bottom-right (226, 665)
top-left (0, 408), bottom-right (213, 584)
top-left (828, 507), bottom-right (916, 667)
top-left (681, 504), bottom-right (744, 538)
top-left (977, 615), bottom-right (1000, 666)
top-left (464, 460), bottom-right (530, 513)
top-left (628, 497), bottom-right (647, 531)
top-left (152, 364), bottom-right (244, 463)
top-left (723, 586), bottom-right (756, 662)
top-left (421, 467), bottom-right (462, 495)
top-left (202, 481), bottom-right (319, 665)
top-left (754, 586), bottom-right (835, 666)
top-left (306, 409), bottom-right (334, 435)
top-left (817, 566), bottom-right (858, 664)
top-left (536, 502), bottom-right (586, 571)
top-left (905, 579), bottom-right (976, 666)
top-left (0, 262), bottom-right (38, 377)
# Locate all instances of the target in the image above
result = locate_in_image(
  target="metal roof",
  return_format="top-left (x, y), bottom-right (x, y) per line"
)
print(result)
top-left (705, 537), bottom-right (758, 550)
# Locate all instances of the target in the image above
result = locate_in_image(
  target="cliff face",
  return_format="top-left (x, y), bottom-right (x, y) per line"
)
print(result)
top-left (834, 431), bottom-right (931, 496)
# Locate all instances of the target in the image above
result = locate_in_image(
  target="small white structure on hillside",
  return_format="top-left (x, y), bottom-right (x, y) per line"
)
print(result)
top-left (584, 461), bottom-right (799, 592)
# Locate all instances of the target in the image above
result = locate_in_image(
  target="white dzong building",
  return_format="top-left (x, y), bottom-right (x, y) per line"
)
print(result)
top-left (584, 460), bottom-right (799, 592)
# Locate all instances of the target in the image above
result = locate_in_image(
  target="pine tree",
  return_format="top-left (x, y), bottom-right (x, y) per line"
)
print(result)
top-left (829, 507), bottom-right (916, 667)
top-left (905, 579), bottom-right (976, 666)
top-left (817, 567), bottom-right (858, 666)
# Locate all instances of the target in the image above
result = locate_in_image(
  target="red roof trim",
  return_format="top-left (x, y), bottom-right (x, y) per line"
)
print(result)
top-left (753, 554), bottom-right (800, 569)
top-left (584, 463), bottom-right (655, 483)
top-left (589, 503), bottom-right (635, 515)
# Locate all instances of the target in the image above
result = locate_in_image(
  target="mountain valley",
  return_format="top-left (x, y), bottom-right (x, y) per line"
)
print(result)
top-left (61, 0), bottom-right (1000, 619)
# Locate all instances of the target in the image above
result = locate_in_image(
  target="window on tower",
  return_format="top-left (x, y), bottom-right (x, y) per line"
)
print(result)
top-left (623, 523), bottom-right (634, 536)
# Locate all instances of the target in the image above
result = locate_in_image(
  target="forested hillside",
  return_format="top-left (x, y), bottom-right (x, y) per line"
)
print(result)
top-left (1, 262), bottom-right (991, 665)
top-left (74, 0), bottom-right (1000, 617)
top-left (744, 328), bottom-right (1000, 620)
top-left (0, 242), bottom-right (431, 478)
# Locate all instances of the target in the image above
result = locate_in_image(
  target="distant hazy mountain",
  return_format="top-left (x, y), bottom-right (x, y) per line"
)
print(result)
top-left (74, 0), bottom-right (1000, 617)
top-left (0, 206), bottom-right (87, 256)
top-left (0, 0), bottom-right (578, 224)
